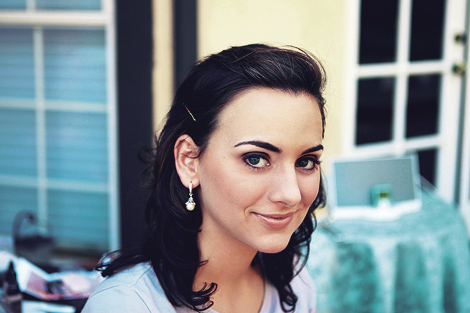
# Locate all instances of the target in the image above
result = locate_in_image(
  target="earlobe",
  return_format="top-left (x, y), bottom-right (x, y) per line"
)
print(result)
top-left (174, 135), bottom-right (200, 188)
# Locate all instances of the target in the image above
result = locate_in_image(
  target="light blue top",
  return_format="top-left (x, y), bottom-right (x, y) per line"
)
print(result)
top-left (82, 262), bottom-right (316, 312)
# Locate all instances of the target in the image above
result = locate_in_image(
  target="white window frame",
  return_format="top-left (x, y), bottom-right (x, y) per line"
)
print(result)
top-left (343, 0), bottom-right (467, 206)
top-left (460, 9), bottom-right (470, 231)
top-left (0, 0), bottom-right (119, 251)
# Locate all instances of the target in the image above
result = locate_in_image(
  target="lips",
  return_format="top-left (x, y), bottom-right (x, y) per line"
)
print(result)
top-left (253, 212), bottom-right (295, 230)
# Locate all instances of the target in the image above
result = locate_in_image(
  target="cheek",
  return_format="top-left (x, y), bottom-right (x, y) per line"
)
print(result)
top-left (216, 174), bottom-right (265, 209)
top-left (198, 156), bottom-right (257, 209)
top-left (300, 173), bottom-right (321, 205)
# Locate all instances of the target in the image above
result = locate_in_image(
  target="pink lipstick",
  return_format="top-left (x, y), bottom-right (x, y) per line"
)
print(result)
top-left (253, 212), bottom-right (294, 230)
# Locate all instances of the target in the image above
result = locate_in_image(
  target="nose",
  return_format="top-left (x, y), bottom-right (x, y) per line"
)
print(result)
top-left (267, 166), bottom-right (302, 208)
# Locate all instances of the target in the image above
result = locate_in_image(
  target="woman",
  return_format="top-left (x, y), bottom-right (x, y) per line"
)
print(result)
top-left (83, 43), bottom-right (327, 313)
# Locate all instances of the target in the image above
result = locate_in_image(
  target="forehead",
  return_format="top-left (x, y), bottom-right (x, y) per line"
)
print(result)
top-left (213, 87), bottom-right (323, 148)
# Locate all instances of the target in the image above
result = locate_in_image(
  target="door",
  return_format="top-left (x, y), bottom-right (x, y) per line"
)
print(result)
top-left (343, 0), bottom-right (469, 229)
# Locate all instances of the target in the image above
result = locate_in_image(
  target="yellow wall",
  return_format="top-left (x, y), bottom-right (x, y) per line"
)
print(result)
top-left (153, 0), bottom-right (174, 131)
top-left (153, 0), bottom-right (347, 163)
top-left (198, 0), bottom-right (347, 162)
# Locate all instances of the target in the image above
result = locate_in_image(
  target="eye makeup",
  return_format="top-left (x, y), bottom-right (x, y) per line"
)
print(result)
top-left (242, 153), bottom-right (271, 171)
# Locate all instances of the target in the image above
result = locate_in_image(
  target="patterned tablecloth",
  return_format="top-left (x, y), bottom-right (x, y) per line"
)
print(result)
top-left (307, 188), bottom-right (470, 313)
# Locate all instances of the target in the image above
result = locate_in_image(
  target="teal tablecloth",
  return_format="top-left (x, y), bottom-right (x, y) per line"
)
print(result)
top-left (307, 189), bottom-right (470, 313)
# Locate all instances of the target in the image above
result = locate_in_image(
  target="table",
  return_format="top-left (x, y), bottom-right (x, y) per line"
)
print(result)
top-left (307, 188), bottom-right (470, 313)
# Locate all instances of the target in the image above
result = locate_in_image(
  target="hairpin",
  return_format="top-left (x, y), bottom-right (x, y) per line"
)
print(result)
top-left (183, 103), bottom-right (197, 122)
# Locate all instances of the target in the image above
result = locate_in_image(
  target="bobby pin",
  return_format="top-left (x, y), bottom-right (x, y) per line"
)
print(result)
top-left (183, 103), bottom-right (197, 122)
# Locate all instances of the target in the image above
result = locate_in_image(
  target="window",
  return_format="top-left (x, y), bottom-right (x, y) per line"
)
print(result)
top-left (343, 0), bottom-right (467, 204)
top-left (0, 0), bottom-right (118, 253)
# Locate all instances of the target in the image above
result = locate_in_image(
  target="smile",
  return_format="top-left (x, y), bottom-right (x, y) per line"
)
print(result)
top-left (253, 212), bottom-right (295, 230)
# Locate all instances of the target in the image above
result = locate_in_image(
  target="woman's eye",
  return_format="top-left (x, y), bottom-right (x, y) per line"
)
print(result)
top-left (296, 157), bottom-right (320, 170)
top-left (243, 154), bottom-right (270, 168)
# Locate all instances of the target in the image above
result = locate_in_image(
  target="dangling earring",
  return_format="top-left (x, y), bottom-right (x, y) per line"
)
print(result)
top-left (185, 182), bottom-right (196, 211)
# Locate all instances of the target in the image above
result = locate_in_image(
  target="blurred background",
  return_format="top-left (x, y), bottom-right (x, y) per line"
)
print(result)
top-left (0, 0), bottom-right (470, 310)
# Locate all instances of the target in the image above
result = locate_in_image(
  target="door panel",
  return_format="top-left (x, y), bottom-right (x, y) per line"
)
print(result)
top-left (345, 0), bottom-right (467, 211)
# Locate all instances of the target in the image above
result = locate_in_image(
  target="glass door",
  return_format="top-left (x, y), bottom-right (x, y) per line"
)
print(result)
top-left (343, 0), bottom-right (468, 209)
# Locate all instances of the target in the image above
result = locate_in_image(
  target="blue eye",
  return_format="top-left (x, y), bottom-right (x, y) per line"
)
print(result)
top-left (243, 154), bottom-right (270, 169)
top-left (296, 156), bottom-right (320, 171)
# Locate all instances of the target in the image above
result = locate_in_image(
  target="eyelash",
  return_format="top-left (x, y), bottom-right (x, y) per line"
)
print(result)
top-left (296, 156), bottom-right (321, 172)
top-left (242, 153), bottom-right (270, 171)
top-left (242, 153), bottom-right (321, 172)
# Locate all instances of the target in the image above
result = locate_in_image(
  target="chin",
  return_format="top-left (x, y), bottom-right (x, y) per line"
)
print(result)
top-left (256, 239), bottom-right (290, 254)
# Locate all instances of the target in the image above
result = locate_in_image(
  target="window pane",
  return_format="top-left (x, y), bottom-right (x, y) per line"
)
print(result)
top-left (0, 186), bottom-right (37, 235)
top-left (359, 0), bottom-right (399, 64)
top-left (0, 27), bottom-right (35, 99)
top-left (48, 190), bottom-right (108, 251)
top-left (406, 75), bottom-right (440, 138)
top-left (0, 109), bottom-right (37, 177)
top-left (417, 149), bottom-right (437, 186)
top-left (46, 111), bottom-right (108, 182)
top-left (36, 0), bottom-right (101, 11)
top-left (0, 0), bottom-right (26, 10)
top-left (356, 78), bottom-right (395, 145)
top-left (44, 29), bottom-right (106, 104)
top-left (409, 0), bottom-right (445, 61)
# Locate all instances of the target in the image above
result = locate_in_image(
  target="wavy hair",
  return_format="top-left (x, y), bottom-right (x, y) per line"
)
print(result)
top-left (98, 44), bottom-right (327, 312)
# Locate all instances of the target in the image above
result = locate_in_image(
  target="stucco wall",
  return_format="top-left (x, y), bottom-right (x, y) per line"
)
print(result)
top-left (153, 0), bottom-right (174, 131)
top-left (152, 1), bottom-right (347, 163)
top-left (197, 0), bottom-right (347, 161)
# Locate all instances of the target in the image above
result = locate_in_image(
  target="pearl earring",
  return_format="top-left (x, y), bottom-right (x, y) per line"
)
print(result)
top-left (185, 182), bottom-right (196, 211)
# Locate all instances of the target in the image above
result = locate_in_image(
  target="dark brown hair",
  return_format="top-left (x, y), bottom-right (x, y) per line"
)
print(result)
top-left (98, 44), bottom-right (327, 312)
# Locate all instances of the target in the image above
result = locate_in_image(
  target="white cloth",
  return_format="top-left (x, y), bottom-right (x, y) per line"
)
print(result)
top-left (82, 262), bottom-right (316, 312)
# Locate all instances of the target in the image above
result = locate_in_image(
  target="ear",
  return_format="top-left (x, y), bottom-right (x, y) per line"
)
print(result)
top-left (174, 135), bottom-right (200, 188)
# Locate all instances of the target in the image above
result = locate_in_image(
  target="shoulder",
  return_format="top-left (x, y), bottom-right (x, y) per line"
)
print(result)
top-left (291, 266), bottom-right (316, 312)
top-left (82, 262), bottom-right (176, 313)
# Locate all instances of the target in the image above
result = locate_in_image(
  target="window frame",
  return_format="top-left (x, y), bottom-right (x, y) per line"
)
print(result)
top-left (459, 8), bottom-right (470, 231)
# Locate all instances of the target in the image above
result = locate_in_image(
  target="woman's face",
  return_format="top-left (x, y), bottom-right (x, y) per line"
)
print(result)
top-left (195, 87), bottom-right (323, 254)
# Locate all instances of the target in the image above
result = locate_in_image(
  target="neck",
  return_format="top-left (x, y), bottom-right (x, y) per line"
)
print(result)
top-left (195, 224), bottom-right (259, 284)
top-left (194, 222), bottom-right (265, 313)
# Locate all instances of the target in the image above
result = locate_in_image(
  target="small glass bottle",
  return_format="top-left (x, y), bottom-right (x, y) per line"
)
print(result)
top-left (3, 262), bottom-right (22, 313)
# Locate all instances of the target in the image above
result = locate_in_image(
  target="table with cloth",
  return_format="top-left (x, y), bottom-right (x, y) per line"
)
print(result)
top-left (307, 188), bottom-right (470, 313)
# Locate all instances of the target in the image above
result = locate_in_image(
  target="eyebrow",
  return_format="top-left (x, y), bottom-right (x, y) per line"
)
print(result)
top-left (234, 140), bottom-right (282, 153)
top-left (301, 145), bottom-right (324, 155)
top-left (234, 140), bottom-right (323, 155)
